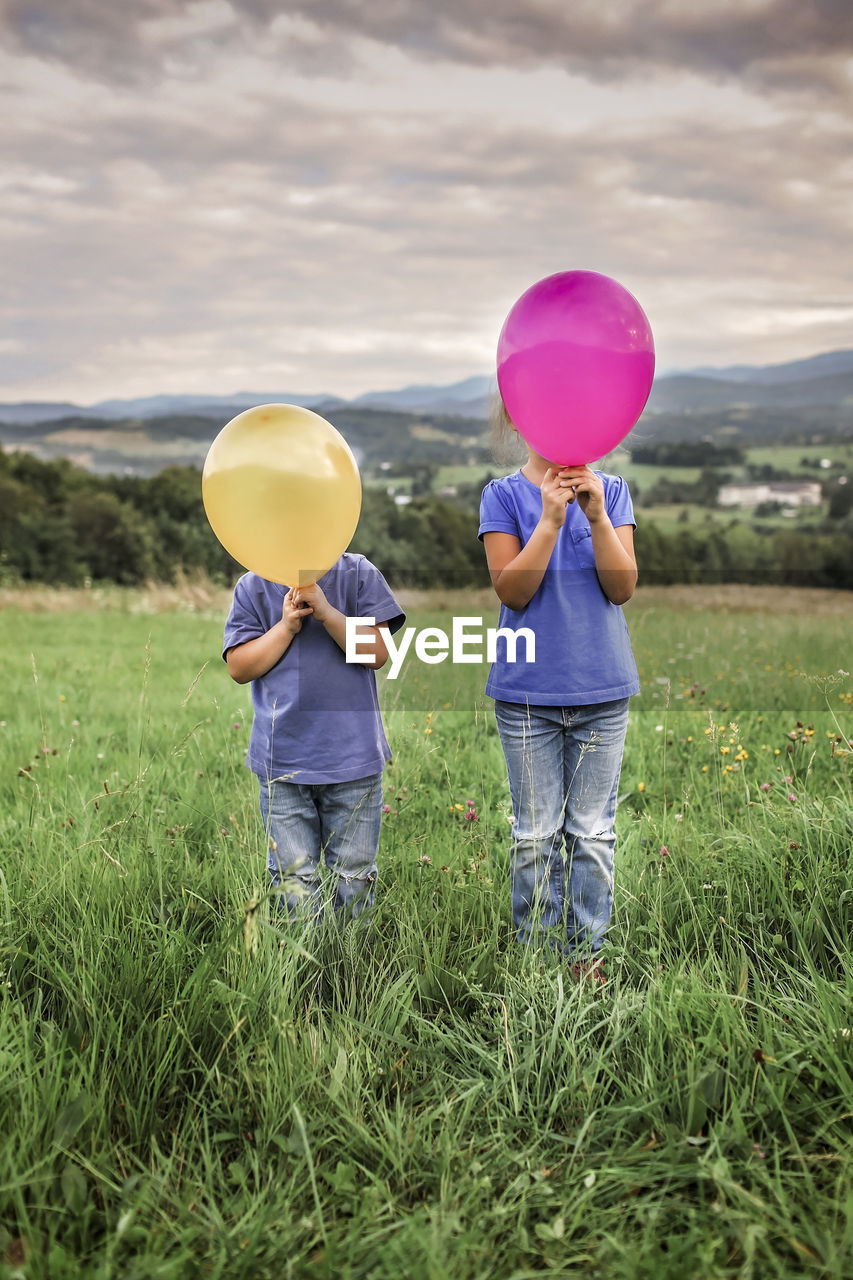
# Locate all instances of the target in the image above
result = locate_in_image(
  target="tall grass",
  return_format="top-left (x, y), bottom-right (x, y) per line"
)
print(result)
top-left (0, 586), bottom-right (850, 1278)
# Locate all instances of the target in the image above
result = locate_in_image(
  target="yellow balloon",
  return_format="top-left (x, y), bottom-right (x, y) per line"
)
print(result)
top-left (202, 403), bottom-right (362, 586)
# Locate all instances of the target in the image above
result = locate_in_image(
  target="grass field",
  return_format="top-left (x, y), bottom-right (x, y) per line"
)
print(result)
top-left (0, 583), bottom-right (851, 1278)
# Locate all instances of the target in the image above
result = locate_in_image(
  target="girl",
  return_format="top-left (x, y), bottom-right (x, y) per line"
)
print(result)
top-left (478, 402), bottom-right (640, 978)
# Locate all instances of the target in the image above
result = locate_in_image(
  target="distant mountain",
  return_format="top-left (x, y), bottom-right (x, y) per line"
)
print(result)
top-left (92, 391), bottom-right (336, 417)
top-left (678, 349), bottom-right (853, 385)
top-left (0, 400), bottom-right (90, 424)
top-left (1, 349), bottom-right (851, 430)
top-left (0, 390), bottom-right (340, 425)
top-left (352, 375), bottom-right (494, 416)
top-left (645, 368), bottom-right (853, 411)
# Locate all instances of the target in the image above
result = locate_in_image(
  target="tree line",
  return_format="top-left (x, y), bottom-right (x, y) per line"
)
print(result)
top-left (1, 449), bottom-right (851, 591)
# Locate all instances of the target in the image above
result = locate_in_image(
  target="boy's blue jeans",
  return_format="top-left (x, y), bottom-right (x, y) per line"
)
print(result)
top-left (494, 698), bottom-right (630, 956)
top-left (258, 772), bottom-right (383, 920)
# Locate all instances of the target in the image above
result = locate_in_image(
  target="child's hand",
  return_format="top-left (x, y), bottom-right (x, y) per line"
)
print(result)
top-left (558, 466), bottom-right (606, 523)
top-left (540, 467), bottom-right (574, 527)
top-left (291, 582), bottom-right (330, 624)
top-left (282, 588), bottom-right (312, 634)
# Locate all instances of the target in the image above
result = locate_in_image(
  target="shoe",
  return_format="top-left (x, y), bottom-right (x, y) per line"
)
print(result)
top-left (571, 961), bottom-right (606, 986)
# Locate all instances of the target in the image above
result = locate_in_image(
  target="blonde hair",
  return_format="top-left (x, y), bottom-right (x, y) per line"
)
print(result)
top-left (489, 391), bottom-right (526, 467)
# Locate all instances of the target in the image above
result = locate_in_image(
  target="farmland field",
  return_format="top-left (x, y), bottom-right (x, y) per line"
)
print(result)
top-left (0, 583), bottom-right (851, 1279)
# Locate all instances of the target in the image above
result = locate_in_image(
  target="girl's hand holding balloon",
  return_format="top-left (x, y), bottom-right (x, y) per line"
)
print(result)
top-left (558, 465), bottom-right (606, 523)
top-left (539, 467), bottom-right (575, 529)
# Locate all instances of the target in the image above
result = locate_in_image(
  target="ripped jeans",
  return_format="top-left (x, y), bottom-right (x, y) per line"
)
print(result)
top-left (258, 772), bottom-right (383, 921)
top-left (494, 698), bottom-right (630, 956)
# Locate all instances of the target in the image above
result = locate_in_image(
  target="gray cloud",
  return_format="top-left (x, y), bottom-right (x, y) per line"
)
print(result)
top-left (1, 0), bottom-right (852, 399)
top-left (285, 0), bottom-right (853, 83)
top-left (6, 0), bottom-right (853, 85)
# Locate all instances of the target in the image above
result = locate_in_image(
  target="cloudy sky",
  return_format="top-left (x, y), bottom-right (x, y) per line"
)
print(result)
top-left (2, 0), bottom-right (852, 404)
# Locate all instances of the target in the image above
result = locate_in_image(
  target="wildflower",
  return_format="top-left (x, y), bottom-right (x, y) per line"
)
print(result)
top-left (660, 845), bottom-right (670, 857)
top-left (787, 793), bottom-right (797, 803)
top-left (637, 782), bottom-right (645, 792)
top-left (382, 804), bottom-right (391, 813)
top-left (464, 809), bottom-right (478, 822)
top-left (760, 782), bottom-right (771, 792)
top-left (418, 855), bottom-right (431, 865)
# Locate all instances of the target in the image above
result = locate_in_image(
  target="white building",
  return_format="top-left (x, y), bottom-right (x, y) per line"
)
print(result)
top-left (717, 481), bottom-right (823, 509)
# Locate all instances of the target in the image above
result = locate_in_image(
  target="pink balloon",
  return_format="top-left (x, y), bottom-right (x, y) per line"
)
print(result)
top-left (496, 270), bottom-right (655, 466)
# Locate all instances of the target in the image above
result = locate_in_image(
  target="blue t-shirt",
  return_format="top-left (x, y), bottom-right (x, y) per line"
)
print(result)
top-left (478, 470), bottom-right (640, 706)
top-left (222, 553), bottom-right (406, 783)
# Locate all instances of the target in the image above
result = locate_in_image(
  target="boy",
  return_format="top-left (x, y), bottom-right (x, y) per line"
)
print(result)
top-left (223, 551), bottom-right (405, 921)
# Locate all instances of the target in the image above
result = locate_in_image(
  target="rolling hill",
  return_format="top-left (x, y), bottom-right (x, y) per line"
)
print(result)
top-left (0, 350), bottom-right (850, 476)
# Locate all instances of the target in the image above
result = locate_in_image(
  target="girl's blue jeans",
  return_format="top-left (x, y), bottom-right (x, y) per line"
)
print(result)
top-left (494, 698), bottom-right (630, 956)
top-left (258, 772), bottom-right (383, 921)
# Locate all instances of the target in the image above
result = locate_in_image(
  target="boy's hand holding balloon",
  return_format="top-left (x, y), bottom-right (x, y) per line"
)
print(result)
top-left (282, 588), bottom-right (312, 635)
top-left (291, 581), bottom-right (332, 623)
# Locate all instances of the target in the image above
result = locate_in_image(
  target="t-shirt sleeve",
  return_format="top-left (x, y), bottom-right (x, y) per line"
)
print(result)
top-left (605, 475), bottom-right (636, 528)
top-left (478, 479), bottom-right (519, 539)
top-left (356, 560), bottom-right (406, 635)
top-left (222, 575), bottom-right (267, 660)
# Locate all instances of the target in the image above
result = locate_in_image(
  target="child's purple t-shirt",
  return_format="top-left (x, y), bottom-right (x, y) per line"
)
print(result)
top-left (478, 470), bottom-right (640, 706)
top-left (222, 553), bottom-right (405, 783)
